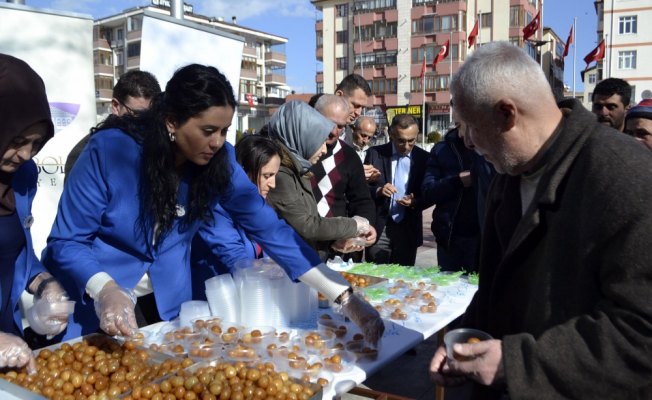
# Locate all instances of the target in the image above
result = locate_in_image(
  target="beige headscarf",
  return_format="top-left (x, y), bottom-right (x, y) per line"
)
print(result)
top-left (0, 54), bottom-right (54, 216)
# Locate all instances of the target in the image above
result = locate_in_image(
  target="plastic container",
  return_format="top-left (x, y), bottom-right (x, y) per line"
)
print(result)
top-left (205, 273), bottom-right (240, 321)
top-left (319, 348), bottom-right (356, 374)
top-left (301, 330), bottom-right (336, 354)
top-left (443, 328), bottom-right (493, 361)
top-left (179, 300), bottom-right (210, 328)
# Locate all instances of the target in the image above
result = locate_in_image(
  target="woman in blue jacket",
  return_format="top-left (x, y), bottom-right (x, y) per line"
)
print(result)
top-left (190, 135), bottom-right (283, 290)
top-left (43, 64), bottom-right (384, 345)
top-left (0, 54), bottom-right (70, 371)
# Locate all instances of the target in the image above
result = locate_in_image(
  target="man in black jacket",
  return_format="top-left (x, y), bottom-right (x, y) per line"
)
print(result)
top-left (365, 114), bottom-right (430, 266)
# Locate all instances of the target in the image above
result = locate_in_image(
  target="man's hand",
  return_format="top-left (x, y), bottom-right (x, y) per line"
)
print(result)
top-left (396, 193), bottom-right (414, 207)
top-left (429, 345), bottom-right (468, 386)
top-left (446, 339), bottom-right (506, 387)
top-left (363, 225), bottom-right (377, 246)
top-left (364, 165), bottom-right (381, 182)
top-left (378, 183), bottom-right (398, 198)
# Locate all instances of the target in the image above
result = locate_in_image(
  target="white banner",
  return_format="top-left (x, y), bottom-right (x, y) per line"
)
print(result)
top-left (0, 4), bottom-right (96, 255)
top-left (139, 11), bottom-right (244, 144)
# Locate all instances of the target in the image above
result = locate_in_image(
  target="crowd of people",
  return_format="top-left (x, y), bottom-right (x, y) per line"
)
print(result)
top-left (1, 40), bottom-right (651, 399)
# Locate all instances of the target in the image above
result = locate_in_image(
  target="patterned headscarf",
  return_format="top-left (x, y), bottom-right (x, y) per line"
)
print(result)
top-left (266, 101), bottom-right (335, 173)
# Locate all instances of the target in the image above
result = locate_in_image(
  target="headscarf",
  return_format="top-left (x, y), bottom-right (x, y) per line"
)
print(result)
top-left (0, 54), bottom-right (54, 215)
top-left (266, 101), bottom-right (335, 173)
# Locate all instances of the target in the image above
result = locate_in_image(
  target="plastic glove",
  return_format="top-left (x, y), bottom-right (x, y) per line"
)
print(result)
top-left (28, 277), bottom-right (73, 338)
top-left (352, 216), bottom-right (370, 235)
top-left (94, 282), bottom-right (138, 337)
top-left (336, 292), bottom-right (385, 347)
top-left (0, 332), bottom-right (36, 375)
top-left (331, 237), bottom-right (366, 253)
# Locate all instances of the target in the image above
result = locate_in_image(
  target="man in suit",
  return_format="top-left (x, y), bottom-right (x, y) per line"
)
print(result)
top-left (365, 114), bottom-right (430, 266)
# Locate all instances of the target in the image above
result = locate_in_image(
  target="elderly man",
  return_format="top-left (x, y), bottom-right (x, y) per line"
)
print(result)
top-left (625, 98), bottom-right (652, 150)
top-left (310, 95), bottom-right (376, 259)
top-left (591, 77), bottom-right (632, 132)
top-left (429, 42), bottom-right (652, 399)
top-left (347, 116), bottom-right (381, 182)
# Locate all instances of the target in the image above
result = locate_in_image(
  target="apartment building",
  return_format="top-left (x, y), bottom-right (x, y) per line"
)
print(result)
top-left (93, 3), bottom-right (289, 132)
top-left (312, 0), bottom-right (550, 134)
top-left (591, 0), bottom-right (652, 104)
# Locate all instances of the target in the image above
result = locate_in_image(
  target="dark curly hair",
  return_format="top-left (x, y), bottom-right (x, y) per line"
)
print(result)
top-left (92, 64), bottom-right (237, 244)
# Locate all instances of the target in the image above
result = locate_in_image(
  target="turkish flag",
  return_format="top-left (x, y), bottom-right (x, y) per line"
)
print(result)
top-left (433, 40), bottom-right (450, 68)
top-left (468, 19), bottom-right (479, 48)
top-left (245, 93), bottom-right (254, 106)
top-left (523, 11), bottom-right (540, 41)
top-left (584, 39), bottom-right (605, 66)
top-left (562, 25), bottom-right (573, 58)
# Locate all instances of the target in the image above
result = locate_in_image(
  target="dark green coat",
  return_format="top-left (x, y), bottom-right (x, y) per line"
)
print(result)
top-left (463, 100), bottom-right (652, 399)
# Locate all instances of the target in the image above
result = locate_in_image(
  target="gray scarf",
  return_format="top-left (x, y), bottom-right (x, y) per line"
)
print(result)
top-left (266, 101), bottom-right (335, 173)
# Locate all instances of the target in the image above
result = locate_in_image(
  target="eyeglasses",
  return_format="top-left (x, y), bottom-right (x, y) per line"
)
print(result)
top-left (119, 101), bottom-right (143, 116)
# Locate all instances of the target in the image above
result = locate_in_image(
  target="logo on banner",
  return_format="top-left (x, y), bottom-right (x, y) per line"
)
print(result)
top-left (49, 102), bottom-right (80, 134)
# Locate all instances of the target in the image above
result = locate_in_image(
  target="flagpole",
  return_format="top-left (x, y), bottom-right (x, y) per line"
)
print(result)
top-left (539, 0), bottom-right (544, 67)
top-left (572, 17), bottom-right (577, 98)
top-left (422, 54), bottom-right (426, 149)
top-left (478, 10), bottom-right (481, 47)
top-left (605, 33), bottom-right (609, 78)
top-left (449, 30), bottom-right (453, 127)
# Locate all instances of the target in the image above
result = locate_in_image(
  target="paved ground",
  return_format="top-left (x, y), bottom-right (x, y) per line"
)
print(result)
top-left (341, 206), bottom-right (474, 400)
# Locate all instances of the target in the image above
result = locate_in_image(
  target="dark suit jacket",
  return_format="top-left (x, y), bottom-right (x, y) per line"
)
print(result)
top-left (364, 143), bottom-right (431, 248)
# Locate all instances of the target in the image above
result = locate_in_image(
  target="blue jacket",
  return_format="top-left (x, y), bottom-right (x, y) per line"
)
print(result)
top-left (421, 129), bottom-right (480, 248)
top-left (4, 161), bottom-right (46, 334)
top-left (42, 129), bottom-right (320, 338)
top-left (190, 205), bottom-right (258, 299)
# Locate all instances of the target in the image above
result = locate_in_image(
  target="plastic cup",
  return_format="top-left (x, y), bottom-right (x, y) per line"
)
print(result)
top-left (179, 301), bottom-right (210, 328)
top-left (443, 328), bottom-right (493, 361)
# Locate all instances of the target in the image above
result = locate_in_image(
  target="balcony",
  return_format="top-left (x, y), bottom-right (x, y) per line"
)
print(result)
top-left (316, 47), bottom-right (323, 61)
top-left (265, 51), bottom-right (286, 66)
top-left (265, 73), bottom-right (286, 85)
top-left (95, 88), bottom-right (113, 101)
top-left (94, 64), bottom-right (113, 75)
top-left (94, 38), bottom-right (111, 50)
top-left (243, 46), bottom-right (257, 58)
top-left (260, 97), bottom-right (286, 106)
top-left (316, 20), bottom-right (323, 31)
top-left (240, 68), bottom-right (257, 80)
top-left (316, 71), bottom-right (323, 83)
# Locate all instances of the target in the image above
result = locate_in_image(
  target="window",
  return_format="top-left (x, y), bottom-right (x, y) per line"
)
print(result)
top-left (588, 74), bottom-right (596, 84)
top-left (481, 13), bottom-right (492, 29)
top-left (337, 57), bottom-right (348, 70)
top-left (116, 29), bottom-right (124, 41)
top-left (316, 82), bottom-right (324, 94)
top-left (619, 16), bottom-right (637, 34)
top-left (316, 33), bottom-right (323, 48)
top-left (336, 30), bottom-right (349, 44)
top-left (353, 0), bottom-right (396, 12)
top-left (355, 50), bottom-right (397, 67)
top-left (371, 78), bottom-right (397, 95)
top-left (410, 74), bottom-right (449, 92)
top-left (618, 50), bottom-right (637, 69)
top-left (127, 15), bottom-right (142, 32)
top-left (95, 76), bottom-right (113, 91)
top-left (509, 36), bottom-right (521, 46)
top-left (412, 14), bottom-right (459, 34)
top-left (127, 42), bottom-right (141, 58)
top-left (509, 6), bottom-right (522, 27)
top-left (336, 3), bottom-right (349, 17)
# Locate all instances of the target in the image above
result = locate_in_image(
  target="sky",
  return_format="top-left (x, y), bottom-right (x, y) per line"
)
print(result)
top-left (25, 0), bottom-right (599, 94)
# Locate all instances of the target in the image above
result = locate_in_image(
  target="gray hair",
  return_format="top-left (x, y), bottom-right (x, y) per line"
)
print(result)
top-left (353, 115), bottom-right (377, 130)
top-left (451, 41), bottom-right (553, 122)
top-left (314, 94), bottom-right (349, 115)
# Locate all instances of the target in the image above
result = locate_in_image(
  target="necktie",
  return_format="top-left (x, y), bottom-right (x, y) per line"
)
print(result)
top-left (391, 155), bottom-right (410, 222)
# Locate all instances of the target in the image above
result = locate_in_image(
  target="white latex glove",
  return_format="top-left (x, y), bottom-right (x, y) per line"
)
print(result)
top-left (94, 281), bottom-right (138, 337)
top-left (352, 216), bottom-right (370, 235)
top-left (0, 332), bottom-right (36, 374)
top-left (335, 292), bottom-right (385, 347)
top-left (28, 276), bottom-right (73, 338)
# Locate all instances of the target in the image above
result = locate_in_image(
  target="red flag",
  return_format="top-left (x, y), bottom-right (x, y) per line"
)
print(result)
top-left (468, 19), bottom-right (479, 48)
top-left (522, 11), bottom-right (540, 41)
top-left (584, 39), bottom-right (605, 66)
top-left (433, 40), bottom-right (450, 68)
top-left (420, 55), bottom-right (426, 82)
top-left (562, 25), bottom-right (573, 58)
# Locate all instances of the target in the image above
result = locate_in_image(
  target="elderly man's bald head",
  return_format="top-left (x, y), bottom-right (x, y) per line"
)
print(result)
top-left (315, 94), bottom-right (350, 143)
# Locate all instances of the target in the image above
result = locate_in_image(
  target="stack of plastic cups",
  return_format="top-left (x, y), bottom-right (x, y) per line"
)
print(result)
top-left (234, 258), bottom-right (291, 327)
top-left (205, 274), bottom-right (240, 322)
top-left (234, 259), bottom-right (272, 326)
top-left (289, 282), bottom-right (312, 323)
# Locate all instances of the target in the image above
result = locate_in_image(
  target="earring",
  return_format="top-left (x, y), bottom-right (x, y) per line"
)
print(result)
top-left (169, 131), bottom-right (175, 142)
